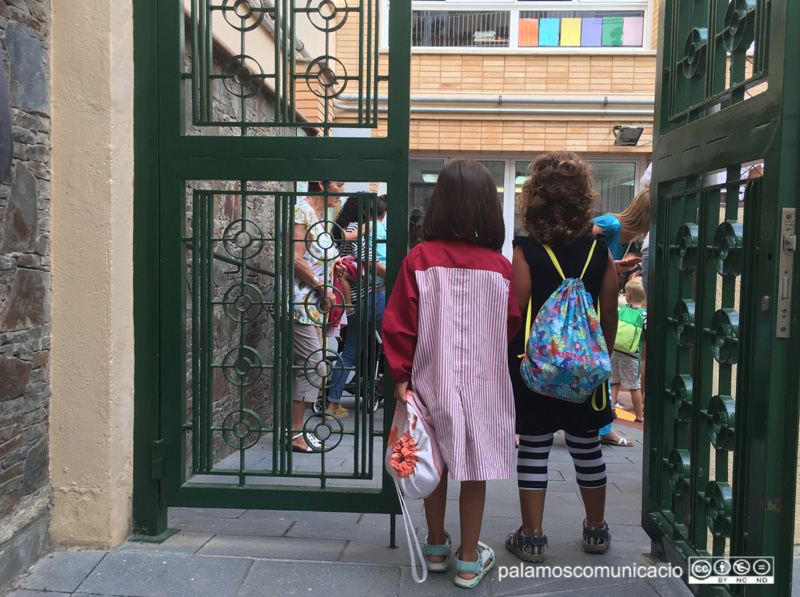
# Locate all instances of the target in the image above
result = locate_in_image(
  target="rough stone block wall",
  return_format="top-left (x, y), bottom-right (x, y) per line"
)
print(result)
top-left (183, 39), bottom-right (284, 470)
top-left (0, 0), bottom-right (52, 590)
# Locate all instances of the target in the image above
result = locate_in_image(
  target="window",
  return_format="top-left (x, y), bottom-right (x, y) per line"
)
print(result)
top-left (413, 157), bottom-right (643, 259)
top-left (410, 1), bottom-right (649, 50)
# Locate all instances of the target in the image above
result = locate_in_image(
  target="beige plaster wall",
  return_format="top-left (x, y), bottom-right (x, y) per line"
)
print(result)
top-left (50, 0), bottom-right (134, 546)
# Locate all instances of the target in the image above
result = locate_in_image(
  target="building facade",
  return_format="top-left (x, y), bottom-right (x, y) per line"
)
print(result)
top-left (336, 0), bottom-right (659, 258)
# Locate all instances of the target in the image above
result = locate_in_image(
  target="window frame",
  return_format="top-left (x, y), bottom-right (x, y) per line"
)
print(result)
top-left (383, 0), bottom-right (654, 52)
top-left (410, 154), bottom-right (647, 259)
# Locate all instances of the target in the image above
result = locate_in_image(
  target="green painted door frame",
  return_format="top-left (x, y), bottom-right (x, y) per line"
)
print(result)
top-left (132, 0), bottom-right (411, 537)
top-left (645, 0), bottom-right (800, 594)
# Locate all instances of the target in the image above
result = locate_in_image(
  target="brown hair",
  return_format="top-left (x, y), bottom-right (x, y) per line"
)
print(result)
top-left (422, 158), bottom-right (505, 251)
top-left (519, 152), bottom-right (599, 246)
top-left (616, 189), bottom-right (650, 238)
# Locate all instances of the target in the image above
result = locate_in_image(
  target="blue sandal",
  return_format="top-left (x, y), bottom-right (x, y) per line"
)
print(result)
top-left (422, 531), bottom-right (451, 572)
top-left (454, 542), bottom-right (495, 589)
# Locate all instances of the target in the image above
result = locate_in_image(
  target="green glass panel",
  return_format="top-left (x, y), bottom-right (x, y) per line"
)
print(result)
top-left (601, 17), bottom-right (623, 46)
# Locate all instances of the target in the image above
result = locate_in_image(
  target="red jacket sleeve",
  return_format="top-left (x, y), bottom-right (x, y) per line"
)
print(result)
top-left (382, 254), bottom-right (419, 383)
top-left (506, 267), bottom-right (522, 341)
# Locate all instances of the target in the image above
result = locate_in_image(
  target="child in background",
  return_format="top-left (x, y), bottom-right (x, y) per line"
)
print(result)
top-left (383, 159), bottom-right (521, 589)
top-left (610, 278), bottom-right (647, 423)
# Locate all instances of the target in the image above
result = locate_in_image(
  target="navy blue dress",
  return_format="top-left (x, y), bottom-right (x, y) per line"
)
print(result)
top-left (508, 235), bottom-right (614, 436)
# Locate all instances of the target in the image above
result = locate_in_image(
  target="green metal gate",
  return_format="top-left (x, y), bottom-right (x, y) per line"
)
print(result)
top-left (645, 0), bottom-right (799, 594)
top-left (132, 0), bottom-right (410, 536)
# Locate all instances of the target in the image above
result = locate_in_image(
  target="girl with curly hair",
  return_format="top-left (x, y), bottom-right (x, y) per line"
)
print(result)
top-left (506, 152), bottom-right (619, 563)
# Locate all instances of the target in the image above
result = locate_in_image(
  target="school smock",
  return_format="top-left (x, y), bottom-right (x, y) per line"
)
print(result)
top-left (508, 235), bottom-right (614, 436)
top-left (382, 239), bottom-right (522, 482)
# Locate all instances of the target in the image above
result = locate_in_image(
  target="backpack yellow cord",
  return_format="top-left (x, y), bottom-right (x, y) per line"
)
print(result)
top-left (519, 241), bottom-right (607, 411)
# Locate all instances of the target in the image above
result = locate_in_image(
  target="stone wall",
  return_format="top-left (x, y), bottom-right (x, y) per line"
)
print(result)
top-left (0, 0), bottom-right (52, 590)
top-left (184, 38), bottom-right (284, 470)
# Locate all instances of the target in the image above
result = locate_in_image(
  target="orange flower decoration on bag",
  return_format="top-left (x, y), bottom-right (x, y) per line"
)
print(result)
top-left (390, 431), bottom-right (419, 478)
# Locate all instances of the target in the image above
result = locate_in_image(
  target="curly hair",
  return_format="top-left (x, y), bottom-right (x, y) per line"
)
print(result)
top-left (519, 152), bottom-right (600, 247)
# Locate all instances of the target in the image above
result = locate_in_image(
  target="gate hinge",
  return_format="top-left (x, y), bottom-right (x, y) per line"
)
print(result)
top-left (152, 439), bottom-right (164, 479)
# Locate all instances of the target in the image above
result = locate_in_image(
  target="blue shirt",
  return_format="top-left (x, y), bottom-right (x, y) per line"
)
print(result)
top-left (371, 219), bottom-right (387, 285)
top-left (593, 214), bottom-right (627, 260)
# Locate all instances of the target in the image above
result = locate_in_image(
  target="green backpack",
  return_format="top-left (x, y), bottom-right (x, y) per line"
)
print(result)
top-left (614, 306), bottom-right (645, 354)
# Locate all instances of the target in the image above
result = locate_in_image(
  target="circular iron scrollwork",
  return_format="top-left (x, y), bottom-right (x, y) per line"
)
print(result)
top-left (222, 218), bottom-right (266, 260)
top-left (303, 412), bottom-right (344, 453)
top-left (713, 220), bottom-right (744, 276)
top-left (704, 481), bottom-right (733, 538)
top-left (304, 220), bottom-right (341, 260)
top-left (306, 0), bottom-right (349, 32)
top-left (707, 394), bottom-right (736, 451)
top-left (669, 374), bottom-right (693, 422)
top-left (709, 308), bottom-right (739, 365)
top-left (222, 54), bottom-right (265, 98)
top-left (682, 28), bottom-right (708, 79)
top-left (675, 223), bottom-right (699, 271)
top-left (222, 283), bottom-right (265, 324)
top-left (222, 0), bottom-right (267, 32)
top-left (302, 283), bottom-right (346, 326)
top-left (221, 409), bottom-right (262, 450)
top-left (303, 347), bottom-right (344, 390)
top-left (222, 346), bottom-right (263, 386)
top-left (305, 56), bottom-right (348, 99)
top-left (667, 449), bottom-right (691, 497)
top-left (671, 300), bottom-right (696, 347)
top-left (723, 0), bottom-right (756, 52)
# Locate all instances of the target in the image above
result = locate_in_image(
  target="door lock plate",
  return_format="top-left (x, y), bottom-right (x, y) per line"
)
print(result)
top-left (776, 208), bottom-right (796, 339)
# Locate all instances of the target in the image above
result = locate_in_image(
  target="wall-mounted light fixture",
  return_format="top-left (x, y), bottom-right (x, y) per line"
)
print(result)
top-left (421, 172), bottom-right (439, 184)
top-left (613, 125), bottom-right (645, 147)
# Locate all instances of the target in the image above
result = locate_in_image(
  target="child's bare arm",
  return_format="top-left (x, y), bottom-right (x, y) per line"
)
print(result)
top-left (599, 251), bottom-right (619, 352)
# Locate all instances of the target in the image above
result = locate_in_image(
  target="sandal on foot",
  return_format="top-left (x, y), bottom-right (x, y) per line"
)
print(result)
top-left (506, 526), bottom-right (547, 563)
top-left (422, 531), bottom-right (451, 572)
top-left (600, 433), bottom-right (632, 447)
top-left (582, 520), bottom-right (611, 554)
top-left (454, 542), bottom-right (494, 589)
top-left (291, 432), bottom-right (321, 453)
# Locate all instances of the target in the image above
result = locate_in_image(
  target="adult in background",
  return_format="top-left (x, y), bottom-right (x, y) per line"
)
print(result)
top-left (290, 181), bottom-right (346, 452)
top-left (326, 194), bottom-right (386, 417)
top-left (592, 188), bottom-right (651, 447)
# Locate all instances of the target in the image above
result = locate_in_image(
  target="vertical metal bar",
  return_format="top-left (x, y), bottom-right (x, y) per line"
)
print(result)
top-left (192, 190), bottom-right (200, 473)
top-left (132, 0), bottom-right (167, 536)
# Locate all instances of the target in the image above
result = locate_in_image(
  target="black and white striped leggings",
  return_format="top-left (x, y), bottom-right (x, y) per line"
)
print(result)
top-left (517, 431), bottom-right (606, 490)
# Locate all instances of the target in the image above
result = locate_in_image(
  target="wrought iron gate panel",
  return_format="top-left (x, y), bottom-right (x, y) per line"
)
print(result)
top-left (646, 1), bottom-right (799, 594)
top-left (132, 0), bottom-right (410, 527)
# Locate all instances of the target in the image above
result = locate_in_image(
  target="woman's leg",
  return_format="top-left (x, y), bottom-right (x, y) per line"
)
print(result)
top-left (423, 472), bottom-right (449, 563)
top-left (292, 323), bottom-right (322, 450)
top-left (564, 431), bottom-right (607, 524)
top-left (457, 480), bottom-right (487, 580)
top-left (517, 433), bottom-right (553, 535)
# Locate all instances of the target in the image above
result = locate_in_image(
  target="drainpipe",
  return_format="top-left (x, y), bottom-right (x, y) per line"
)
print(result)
top-left (338, 94), bottom-right (654, 107)
top-left (258, 0), bottom-right (314, 61)
top-left (332, 101), bottom-right (653, 117)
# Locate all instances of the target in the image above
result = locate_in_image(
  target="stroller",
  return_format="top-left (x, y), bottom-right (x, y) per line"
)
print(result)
top-left (314, 329), bottom-right (384, 414)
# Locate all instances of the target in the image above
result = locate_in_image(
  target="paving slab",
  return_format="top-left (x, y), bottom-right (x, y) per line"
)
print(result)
top-left (8, 590), bottom-right (72, 597)
top-left (17, 549), bottom-right (106, 593)
top-left (167, 511), bottom-right (295, 537)
top-left (239, 560), bottom-right (401, 597)
top-left (75, 551), bottom-right (252, 597)
top-left (198, 534), bottom-right (346, 561)
top-left (120, 532), bottom-right (215, 555)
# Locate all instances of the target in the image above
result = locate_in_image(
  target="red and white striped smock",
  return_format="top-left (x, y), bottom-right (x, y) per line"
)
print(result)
top-left (382, 239), bottom-right (522, 481)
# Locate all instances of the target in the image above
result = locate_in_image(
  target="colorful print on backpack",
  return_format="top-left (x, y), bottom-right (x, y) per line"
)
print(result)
top-left (519, 242), bottom-right (612, 405)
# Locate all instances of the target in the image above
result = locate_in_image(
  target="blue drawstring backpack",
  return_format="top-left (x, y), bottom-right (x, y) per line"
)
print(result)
top-left (519, 241), bottom-right (611, 410)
